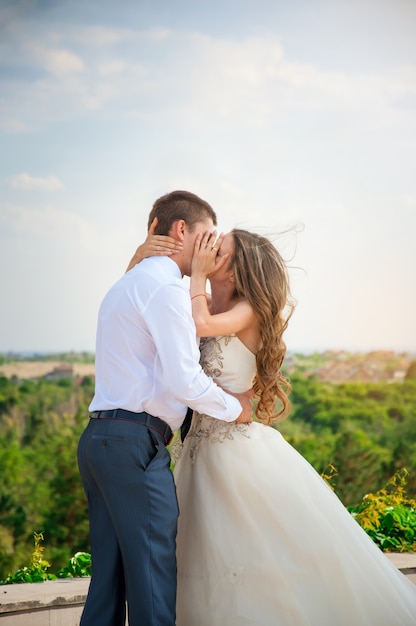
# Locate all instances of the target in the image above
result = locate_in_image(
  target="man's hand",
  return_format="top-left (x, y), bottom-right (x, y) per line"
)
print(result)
top-left (229, 388), bottom-right (254, 424)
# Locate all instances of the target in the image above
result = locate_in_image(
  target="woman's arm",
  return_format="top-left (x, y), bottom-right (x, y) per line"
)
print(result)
top-left (190, 231), bottom-right (256, 337)
top-left (193, 299), bottom-right (256, 338)
top-left (125, 217), bottom-right (183, 272)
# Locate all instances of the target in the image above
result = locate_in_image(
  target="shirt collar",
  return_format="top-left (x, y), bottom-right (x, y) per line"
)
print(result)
top-left (146, 255), bottom-right (182, 279)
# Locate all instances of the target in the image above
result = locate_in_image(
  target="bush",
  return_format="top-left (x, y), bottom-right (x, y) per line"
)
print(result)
top-left (0, 532), bottom-right (91, 584)
top-left (0, 532), bottom-right (55, 584)
top-left (348, 469), bottom-right (416, 552)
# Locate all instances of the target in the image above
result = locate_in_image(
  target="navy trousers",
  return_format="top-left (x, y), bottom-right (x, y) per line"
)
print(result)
top-left (77, 417), bottom-right (178, 626)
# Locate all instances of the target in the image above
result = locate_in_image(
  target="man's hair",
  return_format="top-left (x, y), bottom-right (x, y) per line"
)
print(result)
top-left (148, 190), bottom-right (217, 234)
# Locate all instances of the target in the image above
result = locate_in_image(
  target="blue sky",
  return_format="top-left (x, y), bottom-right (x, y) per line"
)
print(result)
top-left (1, 0), bottom-right (415, 354)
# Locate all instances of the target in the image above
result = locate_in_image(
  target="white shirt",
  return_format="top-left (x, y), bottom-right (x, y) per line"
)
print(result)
top-left (89, 256), bottom-right (242, 431)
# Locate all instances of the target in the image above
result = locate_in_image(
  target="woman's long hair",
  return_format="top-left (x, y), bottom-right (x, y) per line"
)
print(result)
top-left (230, 229), bottom-right (295, 424)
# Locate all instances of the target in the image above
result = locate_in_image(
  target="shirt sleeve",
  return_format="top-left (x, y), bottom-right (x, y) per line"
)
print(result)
top-left (143, 281), bottom-right (242, 422)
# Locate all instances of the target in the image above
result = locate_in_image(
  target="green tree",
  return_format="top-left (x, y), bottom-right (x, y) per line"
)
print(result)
top-left (405, 361), bottom-right (416, 381)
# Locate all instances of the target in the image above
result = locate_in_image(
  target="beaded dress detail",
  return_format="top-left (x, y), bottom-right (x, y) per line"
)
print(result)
top-left (186, 335), bottom-right (255, 463)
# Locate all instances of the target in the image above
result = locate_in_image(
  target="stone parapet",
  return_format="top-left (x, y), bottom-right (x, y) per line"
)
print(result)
top-left (0, 554), bottom-right (415, 625)
top-left (0, 578), bottom-right (89, 626)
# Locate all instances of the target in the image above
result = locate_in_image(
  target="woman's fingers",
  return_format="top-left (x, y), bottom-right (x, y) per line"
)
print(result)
top-left (147, 218), bottom-right (183, 254)
top-left (148, 217), bottom-right (158, 235)
top-left (211, 232), bottom-right (224, 254)
top-left (199, 230), bottom-right (226, 255)
top-left (194, 232), bottom-right (204, 253)
top-left (213, 252), bottom-right (229, 271)
top-left (200, 230), bottom-right (217, 249)
top-left (151, 235), bottom-right (183, 254)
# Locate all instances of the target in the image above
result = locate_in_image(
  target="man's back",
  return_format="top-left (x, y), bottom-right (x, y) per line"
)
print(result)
top-left (90, 256), bottom-right (201, 430)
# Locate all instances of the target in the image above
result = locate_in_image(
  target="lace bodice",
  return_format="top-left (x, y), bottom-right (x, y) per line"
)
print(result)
top-left (199, 335), bottom-right (256, 393)
top-left (182, 335), bottom-right (256, 463)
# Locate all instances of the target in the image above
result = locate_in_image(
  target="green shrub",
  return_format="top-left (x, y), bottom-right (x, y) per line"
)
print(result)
top-left (348, 469), bottom-right (416, 552)
top-left (0, 533), bottom-right (91, 584)
top-left (0, 532), bottom-right (55, 584)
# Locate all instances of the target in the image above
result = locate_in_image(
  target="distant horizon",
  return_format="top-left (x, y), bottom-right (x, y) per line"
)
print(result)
top-left (2, 346), bottom-right (416, 358)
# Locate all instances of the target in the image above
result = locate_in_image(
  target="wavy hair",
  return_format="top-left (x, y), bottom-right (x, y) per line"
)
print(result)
top-left (230, 229), bottom-right (295, 424)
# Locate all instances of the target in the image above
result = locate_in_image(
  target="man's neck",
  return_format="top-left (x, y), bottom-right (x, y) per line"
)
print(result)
top-left (169, 254), bottom-right (186, 278)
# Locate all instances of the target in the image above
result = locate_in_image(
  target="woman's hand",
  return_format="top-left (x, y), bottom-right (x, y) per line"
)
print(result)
top-left (191, 230), bottom-right (229, 279)
top-left (126, 217), bottom-right (183, 272)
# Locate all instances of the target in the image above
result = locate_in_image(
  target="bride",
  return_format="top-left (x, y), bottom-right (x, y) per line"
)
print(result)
top-left (130, 223), bottom-right (416, 625)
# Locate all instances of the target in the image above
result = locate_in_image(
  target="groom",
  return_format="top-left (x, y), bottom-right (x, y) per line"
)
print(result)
top-left (77, 190), bottom-right (253, 626)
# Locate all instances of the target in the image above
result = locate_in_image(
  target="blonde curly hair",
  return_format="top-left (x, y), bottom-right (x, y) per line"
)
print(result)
top-left (230, 229), bottom-right (294, 424)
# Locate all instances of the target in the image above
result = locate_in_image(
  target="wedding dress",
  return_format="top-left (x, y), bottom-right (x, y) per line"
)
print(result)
top-left (174, 335), bottom-right (416, 626)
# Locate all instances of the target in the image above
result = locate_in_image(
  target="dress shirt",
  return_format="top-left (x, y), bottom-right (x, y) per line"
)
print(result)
top-left (89, 256), bottom-right (242, 431)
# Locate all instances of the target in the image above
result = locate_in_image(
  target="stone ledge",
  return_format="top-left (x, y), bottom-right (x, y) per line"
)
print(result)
top-left (0, 553), bottom-right (414, 622)
top-left (0, 578), bottom-right (89, 614)
top-left (386, 552), bottom-right (416, 585)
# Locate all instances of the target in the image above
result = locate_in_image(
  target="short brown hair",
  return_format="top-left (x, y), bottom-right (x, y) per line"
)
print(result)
top-left (147, 190), bottom-right (217, 234)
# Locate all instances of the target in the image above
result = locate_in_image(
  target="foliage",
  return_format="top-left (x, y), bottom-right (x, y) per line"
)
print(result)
top-left (3, 468), bottom-right (414, 584)
top-left (57, 551), bottom-right (92, 578)
top-left (0, 532), bottom-right (54, 584)
top-left (0, 356), bottom-right (416, 580)
top-left (0, 375), bottom-right (93, 579)
top-left (279, 374), bottom-right (416, 505)
top-left (348, 469), bottom-right (416, 552)
top-left (405, 361), bottom-right (416, 382)
top-left (320, 463), bottom-right (338, 491)
top-left (0, 533), bottom-right (92, 584)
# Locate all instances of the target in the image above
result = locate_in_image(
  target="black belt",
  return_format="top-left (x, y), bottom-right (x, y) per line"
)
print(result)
top-left (89, 409), bottom-right (173, 446)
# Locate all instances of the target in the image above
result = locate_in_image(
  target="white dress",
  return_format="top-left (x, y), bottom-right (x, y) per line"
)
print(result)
top-left (174, 335), bottom-right (416, 626)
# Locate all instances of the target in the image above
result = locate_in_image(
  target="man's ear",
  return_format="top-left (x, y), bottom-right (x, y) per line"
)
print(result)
top-left (169, 219), bottom-right (186, 242)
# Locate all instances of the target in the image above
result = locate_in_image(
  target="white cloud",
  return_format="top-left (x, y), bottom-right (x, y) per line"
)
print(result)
top-left (1, 203), bottom-right (92, 240)
top-left (174, 35), bottom-right (416, 128)
top-left (0, 202), bottom-right (135, 258)
top-left (2, 21), bottom-right (415, 131)
top-left (0, 4), bottom-right (415, 353)
top-left (32, 46), bottom-right (85, 75)
top-left (79, 26), bottom-right (134, 47)
top-left (98, 60), bottom-right (127, 75)
top-left (0, 202), bottom-right (130, 352)
top-left (0, 118), bottom-right (27, 133)
top-left (146, 28), bottom-right (171, 41)
top-left (401, 194), bottom-right (416, 213)
top-left (9, 173), bottom-right (65, 191)
top-left (74, 25), bottom-right (170, 47)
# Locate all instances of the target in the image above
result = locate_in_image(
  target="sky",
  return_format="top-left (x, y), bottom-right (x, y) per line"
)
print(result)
top-left (1, 0), bottom-right (415, 355)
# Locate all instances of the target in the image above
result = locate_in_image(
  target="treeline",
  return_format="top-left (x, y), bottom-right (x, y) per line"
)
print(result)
top-left (0, 375), bottom-right (93, 580)
top-left (0, 352), bottom-right (95, 365)
top-left (0, 372), bottom-right (416, 580)
top-left (279, 374), bottom-right (416, 505)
